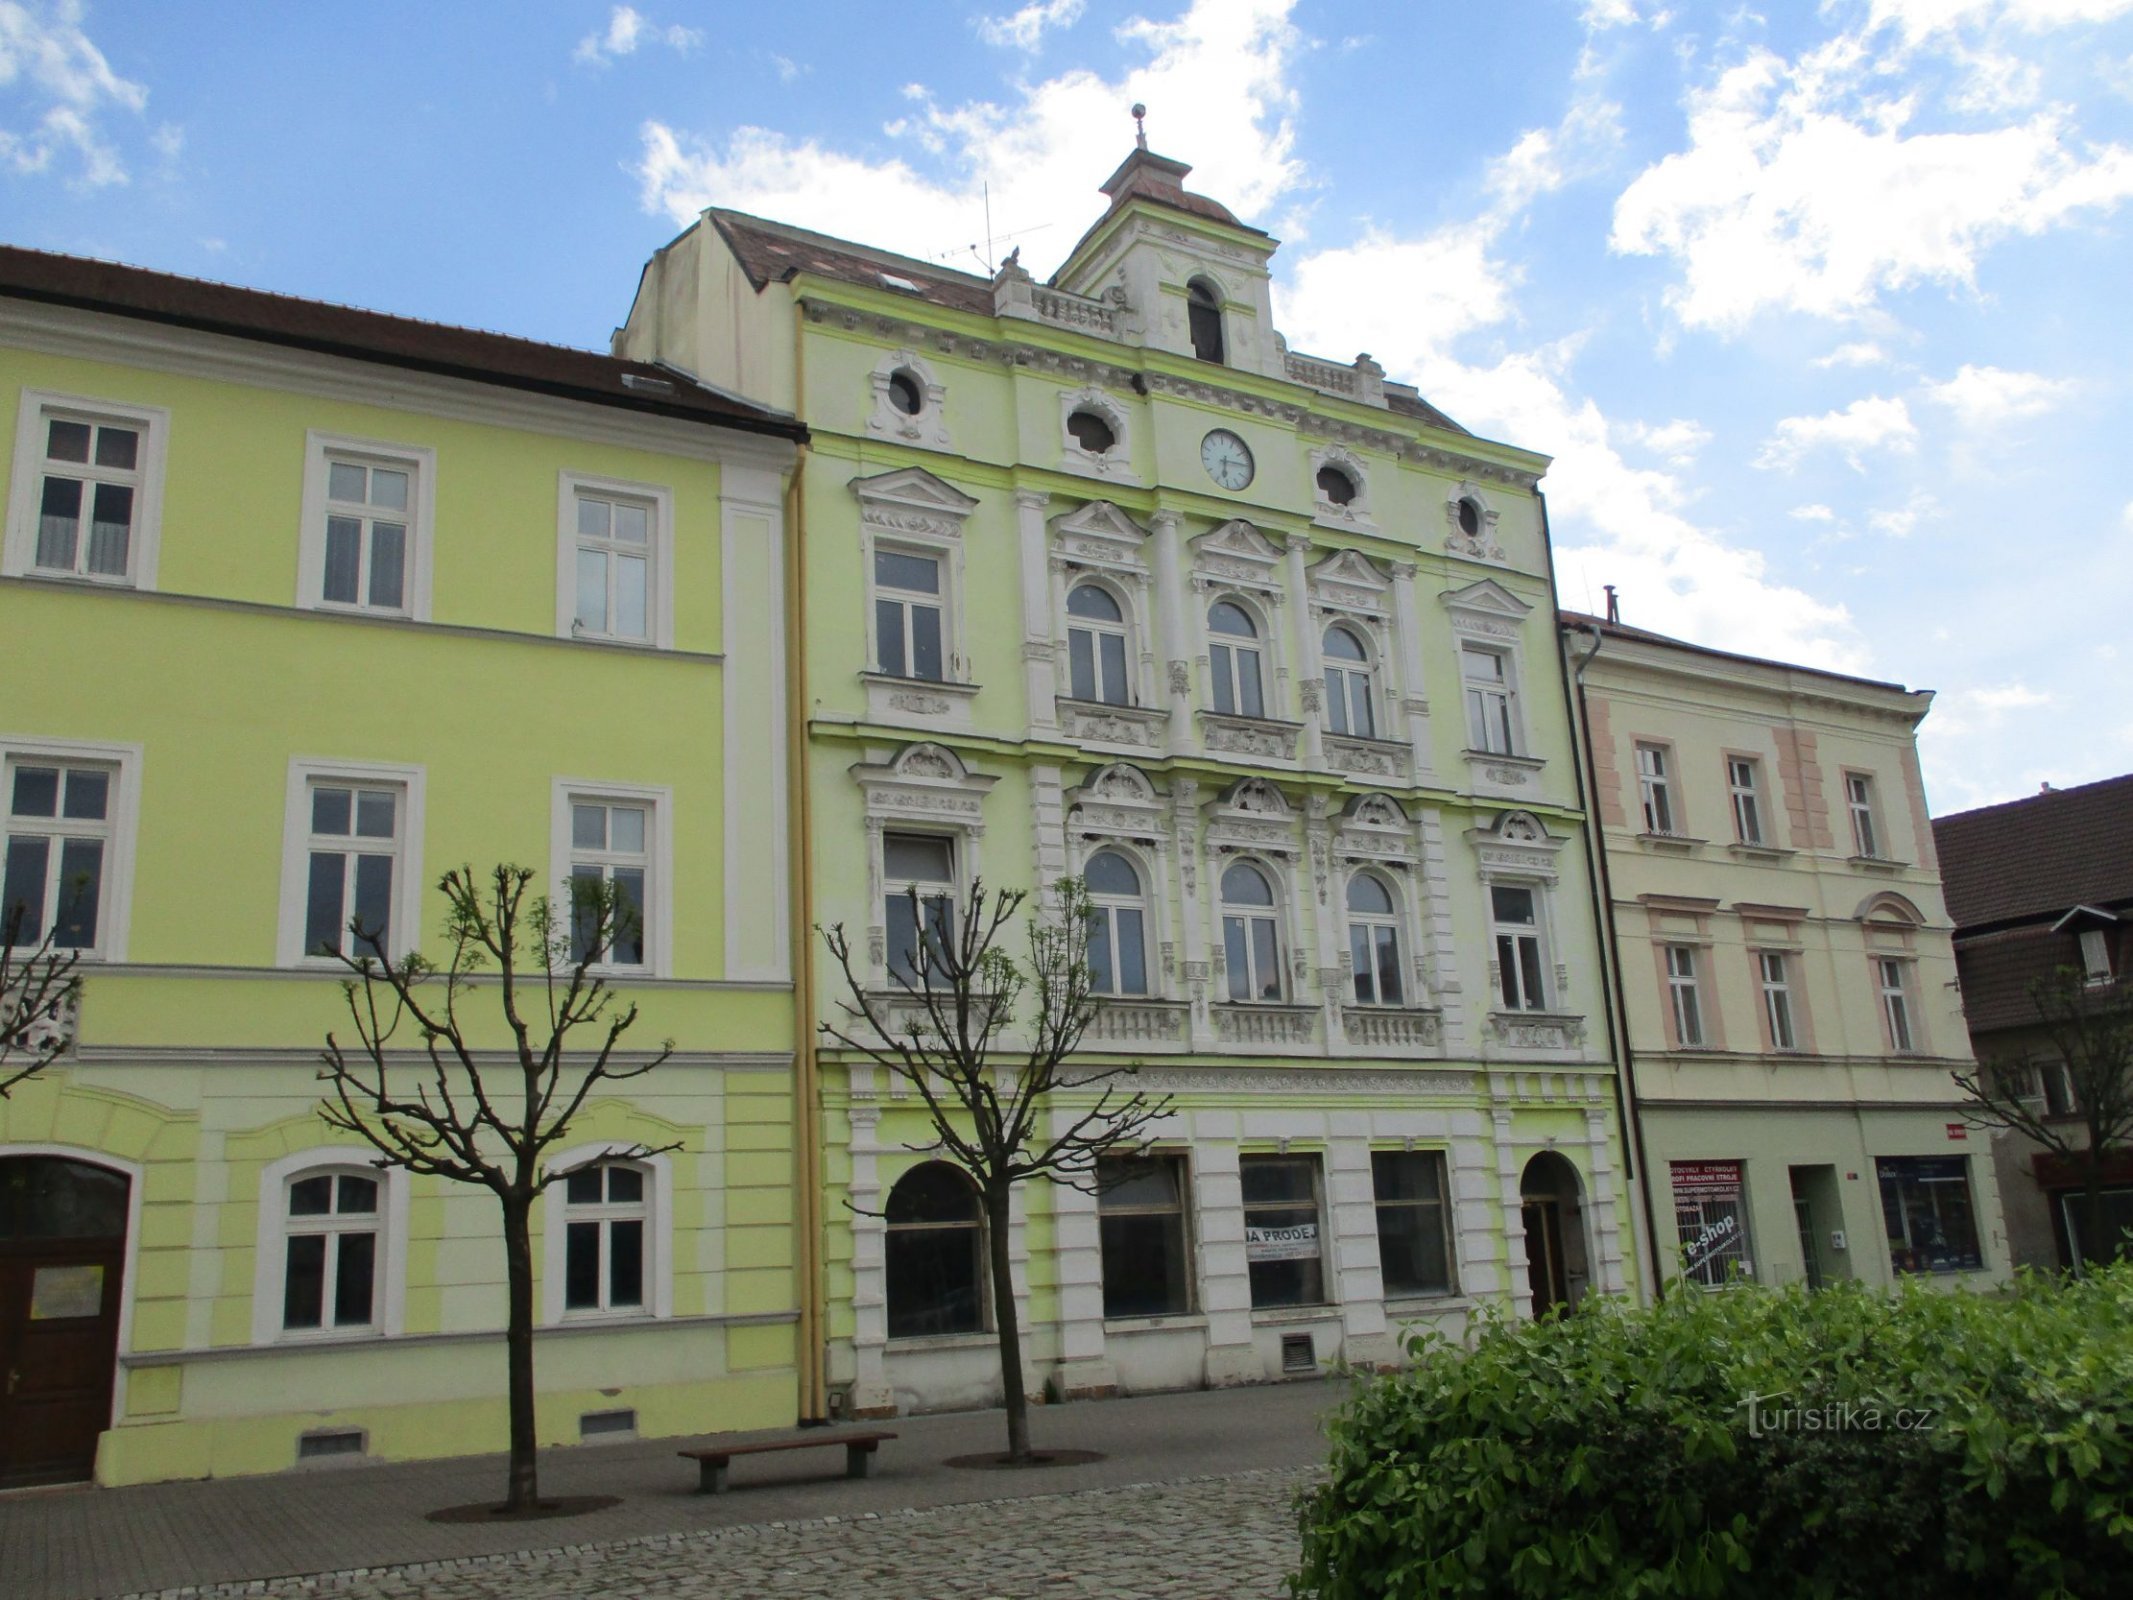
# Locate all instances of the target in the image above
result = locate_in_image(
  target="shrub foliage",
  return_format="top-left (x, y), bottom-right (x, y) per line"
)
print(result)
top-left (1295, 1268), bottom-right (2133, 1599)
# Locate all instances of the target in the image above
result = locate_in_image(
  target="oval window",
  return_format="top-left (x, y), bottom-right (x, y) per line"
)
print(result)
top-left (1067, 409), bottom-right (1117, 455)
top-left (1316, 466), bottom-right (1357, 506)
top-left (887, 371), bottom-right (924, 416)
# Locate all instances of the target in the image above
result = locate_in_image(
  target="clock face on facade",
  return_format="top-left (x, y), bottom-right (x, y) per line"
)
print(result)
top-left (1199, 429), bottom-right (1254, 491)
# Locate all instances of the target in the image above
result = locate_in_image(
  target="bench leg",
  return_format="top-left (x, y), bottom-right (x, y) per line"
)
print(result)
top-left (846, 1443), bottom-right (875, 1480)
top-left (698, 1459), bottom-right (730, 1495)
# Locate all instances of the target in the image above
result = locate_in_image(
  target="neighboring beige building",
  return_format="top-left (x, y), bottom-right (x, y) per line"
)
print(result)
top-left (1563, 611), bottom-right (2009, 1292)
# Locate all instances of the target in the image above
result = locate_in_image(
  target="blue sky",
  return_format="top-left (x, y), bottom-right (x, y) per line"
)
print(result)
top-left (6, 0), bottom-right (2132, 813)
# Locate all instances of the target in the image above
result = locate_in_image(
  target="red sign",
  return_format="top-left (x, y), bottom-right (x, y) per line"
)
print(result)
top-left (1946, 1123), bottom-right (1967, 1141)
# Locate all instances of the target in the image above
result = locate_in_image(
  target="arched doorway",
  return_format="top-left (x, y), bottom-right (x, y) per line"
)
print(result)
top-left (0, 1155), bottom-right (130, 1486)
top-left (1518, 1151), bottom-right (1589, 1319)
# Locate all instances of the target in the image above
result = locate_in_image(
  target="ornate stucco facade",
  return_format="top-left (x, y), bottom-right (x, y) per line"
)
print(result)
top-left (1563, 612), bottom-right (2009, 1293)
top-left (618, 147), bottom-right (1636, 1417)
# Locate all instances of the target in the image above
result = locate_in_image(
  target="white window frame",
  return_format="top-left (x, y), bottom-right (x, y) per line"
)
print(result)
top-left (870, 542), bottom-right (955, 683)
top-left (548, 778), bottom-right (673, 978)
top-left (1845, 771), bottom-right (1883, 859)
top-left (2078, 927), bottom-right (2113, 985)
top-left (250, 1148), bottom-right (408, 1345)
top-left (1219, 857), bottom-right (1288, 1004)
top-left (0, 736), bottom-right (143, 962)
top-left (542, 1143), bottom-right (673, 1325)
top-left (297, 433), bottom-right (436, 621)
top-left (1636, 743), bottom-right (1678, 835)
top-left (1757, 949), bottom-right (1799, 1051)
top-left (1461, 643), bottom-right (1520, 755)
top-left (1321, 623), bottom-right (1379, 740)
top-left (555, 471), bottom-right (675, 649)
top-left (1207, 595), bottom-right (1270, 719)
top-left (1490, 881), bottom-right (1550, 1012)
top-left (1065, 578), bottom-right (1137, 708)
top-left (882, 828), bottom-right (961, 987)
top-left (1665, 944), bottom-right (1706, 1047)
top-left (1727, 756), bottom-right (1766, 845)
top-left (277, 759), bottom-right (426, 967)
top-left (4, 388), bottom-right (170, 588)
top-left (1877, 956), bottom-right (1917, 1053)
top-left (1083, 845), bottom-right (1151, 997)
top-left (1345, 869), bottom-right (1405, 1007)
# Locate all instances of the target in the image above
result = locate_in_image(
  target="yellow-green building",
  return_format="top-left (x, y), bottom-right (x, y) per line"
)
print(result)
top-left (1563, 609), bottom-right (2009, 1293)
top-left (0, 247), bottom-right (808, 1486)
top-left (617, 145), bottom-right (1639, 1418)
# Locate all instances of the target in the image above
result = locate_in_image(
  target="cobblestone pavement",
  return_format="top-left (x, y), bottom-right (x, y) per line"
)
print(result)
top-left (112, 1469), bottom-right (1319, 1600)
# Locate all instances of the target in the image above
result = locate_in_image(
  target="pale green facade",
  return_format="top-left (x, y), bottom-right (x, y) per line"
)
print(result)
top-left (1566, 617), bottom-right (2011, 1293)
top-left (0, 281), bottom-right (804, 1484)
top-left (619, 148), bottom-right (1640, 1414)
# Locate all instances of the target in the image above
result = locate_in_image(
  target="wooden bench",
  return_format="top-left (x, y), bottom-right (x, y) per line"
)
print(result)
top-left (678, 1429), bottom-right (898, 1494)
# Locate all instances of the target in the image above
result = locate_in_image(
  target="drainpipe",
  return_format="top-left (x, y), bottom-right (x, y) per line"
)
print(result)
top-left (1541, 497), bottom-right (1661, 1300)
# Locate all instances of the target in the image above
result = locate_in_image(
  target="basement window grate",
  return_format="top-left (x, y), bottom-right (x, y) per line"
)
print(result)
top-left (580, 1408), bottom-right (637, 1440)
top-left (1281, 1333), bottom-right (1316, 1375)
top-left (297, 1429), bottom-right (366, 1461)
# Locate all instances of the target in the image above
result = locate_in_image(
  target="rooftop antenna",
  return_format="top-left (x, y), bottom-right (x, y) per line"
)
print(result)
top-left (1604, 584), bottom-right (1620, 625)
top-left (1132, 102), bottom-right (1148, 150)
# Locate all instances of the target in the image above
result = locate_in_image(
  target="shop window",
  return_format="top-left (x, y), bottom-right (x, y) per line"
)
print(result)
top-left (1240, 1154), bottom-right (1325, 1308)
top-left (1097, 1154), bottom-right (1191, 1317)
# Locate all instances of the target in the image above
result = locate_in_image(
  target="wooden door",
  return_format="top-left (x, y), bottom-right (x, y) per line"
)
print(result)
top-left (1522, 1198), bottom-right (1567, 1317)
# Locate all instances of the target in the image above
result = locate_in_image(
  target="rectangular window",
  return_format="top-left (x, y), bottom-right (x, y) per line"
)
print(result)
top-left (562, 1163), bottom-right (647, 1314)
top-left (320, 455), bottom-right (412, 613)
top-left (572, 492), bottom-right (653, 641)
top-left (302, 782), bottom-right (401, 959)
top-left (1372, 1151), bottom-right (1454, 1298)
top-left (1664, 945), bottom-right (1705, 1047)
top-left (2058, 1188), bottom-right (2133, 1266)
top-left (568, 800), bottom-right (650, 967)
top-left (1491, 884), bottom-right (1547, 1012)
top-left (1757, 950), bottom-right (1797, 1050)
top-left (1461, 646), bottom-right (1516, 755)
top-left (6, 393), bottom-right (166, 586)
top-left (2078, 928), bottom-right (2113, 985)
top-left (1097, 1155), bottom-right (1192, 1318)
top-left (1670, 1161), bottom-right (1752, 1287)
top-left (1209, 640), bottom-right (1266, 718)
top-left (1727, 757), bottom-right (1765, 845)
top-left (874, 548), bottom-right (946, 681)
top-left (1877, 957), bottom-right (1915, 1052)
top-left (883, 831), bottom-right (956, 984)
top-left (1240, 1154), bottom-right (1325, 1308)
top-left (2, 758), bottom-right (114, 953)
top-left (1877, 1156), bottom-right (1983, 1274)
top-left (282, 1172), bottom-right (380, 1332)
top-left (1846, 772), bottom-right (1882, 859)
top-left (1635, 743), bottom-right (1676, 834)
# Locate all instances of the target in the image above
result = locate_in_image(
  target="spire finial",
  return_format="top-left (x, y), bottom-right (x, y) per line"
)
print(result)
top-left (1131, 102), bottom-right (1148, 150)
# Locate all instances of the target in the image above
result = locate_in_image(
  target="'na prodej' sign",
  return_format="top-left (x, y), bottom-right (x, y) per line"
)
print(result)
top-left (1246, 1222), bottom-right (1320, 1261)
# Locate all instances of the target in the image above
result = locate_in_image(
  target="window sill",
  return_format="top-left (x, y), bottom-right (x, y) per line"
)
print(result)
top-left (885, 1330), bottom-right (995, 1352)
top-left (1197, 710), bottom-right (1303, 762)
top-left (1383, 1293), bottom-right (1469, 1314)
top-left (1727, 842), bottom-right (1794, 863)
top-left (12, 566), bottom-right (142, 590)
top-left (1848, 855), bottom-right (1909, 874)
top-left (1463, 748), bottom-right (1545, 796)
top-left (861, 671), bottom-right (980, 698)
top-left (1056, 697), bottom-right (1168, 751)
top-left (1249, 1305), bottom-right (1341, 1325)
top-left (863, 672), bottom-right (981, 731)
top-left (1102, 1312), bottom-right (1207, 1335)
top-left (1636, 831), bottom-right (1706, 854)
top-left (270, 1327), bottom-right (382, 1346)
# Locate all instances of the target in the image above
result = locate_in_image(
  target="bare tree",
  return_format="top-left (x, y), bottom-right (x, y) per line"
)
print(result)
top-left (0, 903), bottom-right (80, 1098)
top-left (820, 876), bottom-right (1170, 1465)
top-left (318, 864), bottom-right (675, 1512)
top-left (1955, 966), bottom-right (2133, 1268)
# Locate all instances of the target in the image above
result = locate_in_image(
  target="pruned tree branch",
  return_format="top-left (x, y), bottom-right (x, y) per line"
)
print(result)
top-left (0, 901), bottom-right (81, 1098)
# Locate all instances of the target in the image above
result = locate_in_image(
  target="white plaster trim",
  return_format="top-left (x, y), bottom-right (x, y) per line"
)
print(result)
top-left (4, 386), bottom-right (170, 589)
top-left (0, 734), bottom-right (143, 962)
top-left (249, 1146), bottom-right (410, 1347)
top-left (275, 757), bottom-right (427, 967)
top-left (296, 432), bottom-right (437, 622)
top-left (722, 461), bottom-right (790, 982)
top-left (541, 1142), bottom-right (675, 1327)
top-left (548, 776), bottom-right (676, 979)
top-left (553, 470), bottom-right (676, 650)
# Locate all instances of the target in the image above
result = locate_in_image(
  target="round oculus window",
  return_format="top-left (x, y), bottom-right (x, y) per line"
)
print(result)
top-left (1067, 408), bottom-right (1117, 455)
top-left (1200, 429), bottom-right (1254, 491)
top-left (1316, 465), bottom-right (1357, 506)
top-left (887, 370), bottom-right (924, 416)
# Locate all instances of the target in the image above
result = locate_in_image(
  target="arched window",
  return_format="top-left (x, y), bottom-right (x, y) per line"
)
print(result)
top-left (1321, 624), bottom-right (1376, 738)
top-left (562, 1160), bottom-right (649, 1315)
top-left (1207, 600), bottom-right (1265, 718)
top-left (1084, 849), bottom-right (1148, 995)
top-left (1316, 465), bottom-right (1357, 506)
top-left (1221, 861), bottom-right (1284, 1002)
top-left (1346, 873), bottom-right (1403, 1006)
top-left (1187, 278), bottom-right (1225, 364)
top-left (885, 1161), bottom-right (985, 1337)
top-left (282, 1168), bottom-right (380, 1333)
top-left (1066, 408), bottom-right (1117, 455)
top-left (1066, 582), bottom-right (1132, 707)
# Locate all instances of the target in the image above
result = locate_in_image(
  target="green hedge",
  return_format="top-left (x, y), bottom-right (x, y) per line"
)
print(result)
top-left (1295, 1268), bottom-right (2133, 1599)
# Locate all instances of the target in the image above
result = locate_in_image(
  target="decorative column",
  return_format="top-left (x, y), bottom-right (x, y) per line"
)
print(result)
top-left (1492, 1086), bottom-right (1533, 1322)
top-left (1171, 777), bottom-right (1213, 1046)
top-left (1328, 1133), bottom-right (1398, 1370)
top-left (1583, 1101), bottom-right (1629, 1296)
top-left (1151, 511), bottom-right (1195, 756)
top-left (1194, 1138), bottom-right (1261, 1387)
top-left (845, 1099), bottom-right (895, 1417)
top-left (1285, 534), bottom-right (1327, 771)
top-left (1049, 1104), bottom-right (1119, 1399)
top-left (1016, 489), bottom-right (1057, 733)
top-left (1390, 560), bottom-right (1433, 782)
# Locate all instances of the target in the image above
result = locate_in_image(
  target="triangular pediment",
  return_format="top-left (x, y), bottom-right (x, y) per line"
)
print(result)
top-left (1439, 577), bottom-right (1532, 620)
top-left (850, 466), bottom-right (980, 518)
top-left (1193, 518), bottom-right (1284, 568)
top-left (1310, 548), bottom-right (1389, 593)
top-left (1050, 499), bottom-right (1147, 547)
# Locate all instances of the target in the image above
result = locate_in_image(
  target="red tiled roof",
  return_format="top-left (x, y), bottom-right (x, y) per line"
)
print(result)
top-left (708, 212), bottom-right (994, 316)
top-left (1953, 925), bottom-right (2081, 1031)
top-left (1934, 773), bottom-right (2133, 932)
top-left (0, 245), bottom-right (805, 441)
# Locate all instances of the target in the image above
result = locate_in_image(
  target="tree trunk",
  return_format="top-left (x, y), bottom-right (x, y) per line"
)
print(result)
top-left (986, 1181), bottom-right (1030, 1464)
top-left (501, 1191), bottom-right (541, 1510)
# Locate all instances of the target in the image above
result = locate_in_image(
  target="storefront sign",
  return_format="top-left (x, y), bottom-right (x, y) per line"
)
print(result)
top-left (1245, 1222), bottom-right (1320, 1262)
top-left (1670, 1160), bottom-right (1751, 1286)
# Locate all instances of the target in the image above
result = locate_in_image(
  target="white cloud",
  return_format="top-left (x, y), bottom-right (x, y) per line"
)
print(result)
top-left (1813, 340), bottom-right (1891, 368)
top-left (1622, 417), bottom-right (1712, 464)
top-left (1791, 503), bottom-right (1837, 521)
top-left (1868, 489), bottom-right (1940, 537)
top-left (637, 0), bottom-right (1304, 271)
top-left (770, 54), bottom-right (805, 85)
top-left (976, 0), bottom-right (1085, 51)
top-left (574, 6), bottom-right (701, 66)
top-left (1866, 0), bottom-right (2133, 44)
top-left (1927, 680), bottom-right (2054, 737)
top-left (1754, 396), bottom-right (1918, 470)
top-left (0, 0), bottom-right (148, 185)
top-left (1920, 362), bottom-right (2075, 426)
top-left (1610, 33), bottom-right (2133, 331)
top-left (1582, 0), bottom-right (1642, 26)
